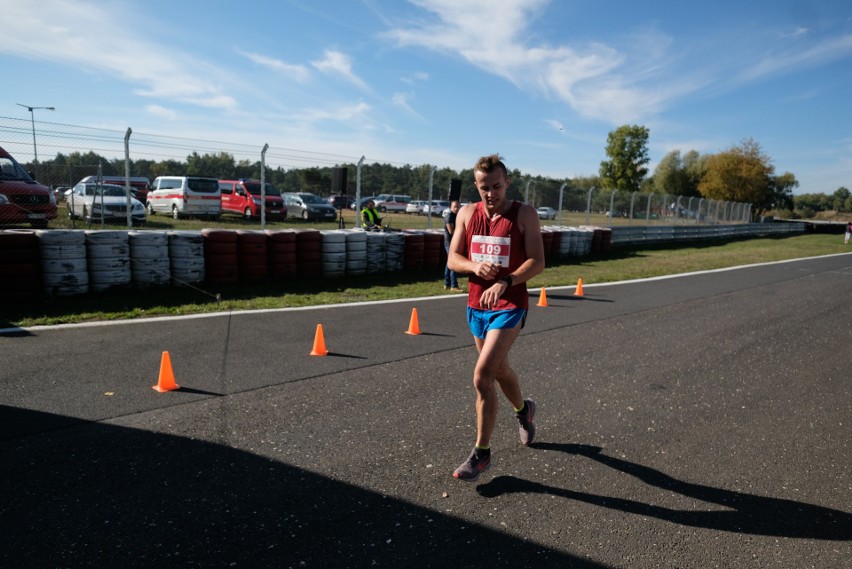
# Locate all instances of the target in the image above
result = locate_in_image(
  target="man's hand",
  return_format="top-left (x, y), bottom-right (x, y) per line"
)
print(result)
top-left (479, 279), bottom-right (508, 309)
top-left (473, 261), bottom-right (500, 281)
top-left (475, 262), bottom-right (505, 309)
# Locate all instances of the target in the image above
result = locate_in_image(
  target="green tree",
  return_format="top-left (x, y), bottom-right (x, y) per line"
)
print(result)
top-left (793, 193), bottom-right (832, 218)
top-left (698, 138), bottom-right (774, 218)
top-left (599, 125), bottom-right (650, 193)
top-left (682, 150), bottom-right (706, 196)
top-left (767, 172), bottom-right (798, 212)
top-left (149, 159), bottom-right (185, 178)
top-left (831, 187), bottom-right (850, 212)
top-left (185, 152), bottom-right (236, 178)
top-left (652, 150), bottom-right (690, 196)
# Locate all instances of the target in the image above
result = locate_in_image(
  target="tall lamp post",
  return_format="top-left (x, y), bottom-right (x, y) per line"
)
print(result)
top-left (16, 103), bottom-right (55, 181)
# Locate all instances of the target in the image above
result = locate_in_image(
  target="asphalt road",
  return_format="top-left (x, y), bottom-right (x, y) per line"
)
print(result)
top-left (1, 253), bottom-right (850, 568)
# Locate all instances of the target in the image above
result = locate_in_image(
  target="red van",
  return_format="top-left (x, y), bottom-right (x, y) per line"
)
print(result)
top-left (0, 146), bottom-right (58, 229)
top-left (219, 179), bottom-right (286, 220)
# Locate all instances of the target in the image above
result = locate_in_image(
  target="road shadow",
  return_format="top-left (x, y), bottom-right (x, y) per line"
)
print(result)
top-left (475, 443), bottom-right (851, 541)
top-left (0, 407), bottom-right (609, 568)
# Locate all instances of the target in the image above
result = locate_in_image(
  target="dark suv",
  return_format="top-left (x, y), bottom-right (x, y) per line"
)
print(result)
top-left (0, 146), bottom-right (57, 229)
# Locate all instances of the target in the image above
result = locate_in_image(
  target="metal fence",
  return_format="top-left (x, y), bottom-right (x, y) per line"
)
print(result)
top-left (0, 114), bottom-right (753, 230)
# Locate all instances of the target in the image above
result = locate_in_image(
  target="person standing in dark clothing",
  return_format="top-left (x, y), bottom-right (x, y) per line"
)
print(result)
top-left (443, 200), bottom-right (462, 291)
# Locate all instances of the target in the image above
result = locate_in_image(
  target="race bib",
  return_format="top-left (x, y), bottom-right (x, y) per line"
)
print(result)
top-left (470, 235), bottom-right (511, 266)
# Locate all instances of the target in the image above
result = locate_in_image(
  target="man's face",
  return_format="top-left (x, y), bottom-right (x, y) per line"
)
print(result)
top-left (474, 169), bottom-right (509, 213)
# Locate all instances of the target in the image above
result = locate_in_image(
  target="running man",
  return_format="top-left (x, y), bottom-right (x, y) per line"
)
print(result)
top-left (447, 153), bottom-right (545, 482)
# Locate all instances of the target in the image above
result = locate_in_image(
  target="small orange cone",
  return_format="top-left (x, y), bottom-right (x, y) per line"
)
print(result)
top-left (537, 287), bottom-right (548, 307)
top-left (153, 351), bottom-right (180, 392)
top-left (574, 277), bottom-right (584, 297)
top-left (310, 324), bottom-right (329, 356)
top-left (405, 308), bottom-right (421, 335)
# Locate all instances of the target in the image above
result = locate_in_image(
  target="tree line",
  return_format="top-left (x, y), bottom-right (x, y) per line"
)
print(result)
top-left (33, 126), bottom-right (848, 220)
top-left (599, 125), bottom-right (849, 218)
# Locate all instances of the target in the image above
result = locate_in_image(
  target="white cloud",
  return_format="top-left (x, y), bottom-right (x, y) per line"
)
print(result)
top-left (401, 71), bottom-right (429, 85)
top-left (736, 34), bottom-right (852, 84)
top-left (145, 105), bottom-right (177, 120)
top-left (311, 50), bottom-right (371, 92)
top-left (0, 0), bottom-right (237, 110)
top-left (237, 50), bottom-right (311, 83)
top-left (392, 92), bottom-right (426, 121)
top-left (385, 0), bottom-right (675, 125)
top-left (299, 101), bottom-right (373, 124)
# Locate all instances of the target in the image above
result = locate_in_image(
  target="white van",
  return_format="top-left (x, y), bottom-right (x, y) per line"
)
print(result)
top-left (147, 176), bottom-right (221, 219)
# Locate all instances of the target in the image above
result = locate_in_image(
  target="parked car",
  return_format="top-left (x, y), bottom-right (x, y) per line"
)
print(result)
top-left (424, 200), bottom-right (450, 217)
top-left (327, 194), bottom-right (353, 209)
top-left (406, 200), bottom-right (427, 214)
top-left (54, 186), bottom-right (71, 202)
top-left (0, 146), bottom-right (57, 229)
top-left (282, 192), bottom-right (337, 221)
top-left (219, 179), bottom-right (286, 220)
top-left (148, 176), bottom-right (221, 219)
top-left (66, 182), bottom-right (146, 225)
top-left (373, 194), bottom-right (412, 213)
top-left (78, 175), bottom-right (150, 203)
top-left (537, 206), bottom-right (556, 220)
top-left (350, 196), bottom-right (375, 210)
top-left (442, 202), bottom-right (471, 219)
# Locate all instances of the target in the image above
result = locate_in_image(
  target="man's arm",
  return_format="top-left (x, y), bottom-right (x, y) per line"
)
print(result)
top-left (505, 204), bottom-right (545, 285)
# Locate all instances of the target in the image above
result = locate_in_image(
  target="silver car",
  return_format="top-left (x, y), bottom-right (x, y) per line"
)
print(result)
top-left (282, 192), bottom-right (338, 221)
top-left (67, 182), bottom-right (146, 224)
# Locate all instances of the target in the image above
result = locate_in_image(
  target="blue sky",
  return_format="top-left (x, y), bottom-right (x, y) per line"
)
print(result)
top-left (2, 0), bottom-right (851, 194)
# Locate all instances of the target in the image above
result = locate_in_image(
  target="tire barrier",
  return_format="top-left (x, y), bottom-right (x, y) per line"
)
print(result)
top-left (403, 231), bottom-right (424, 271)
top-left (0, 230), bottom-right (42, 301)
top-left (422, 231), bottom-right (443, 270)
top-left (4, 222), bottom-right (806, 299)
top-left (344, 230), bottom-right (367, 276)
top-left (266, 229), bottom-right (297, 280)
top-left (543, 227), bottom-right (562, 259)
top-left (541, 230), bottom-right (554, 260)
top-left (168, 231), bottom-right (205, 287)
top-left (384, 232), bottom-right (405, 272)
top-left (236, 230), bottom-right (268, 283)
top-left (36, 229), bottom-right (89, 295)
top-left (365, 232), bottom-right (386, 274)
top-left (129, 231), bottom-right (170, 288)
top-left (294, 229), bottom-right (322, 277)
top-left (202, 229), bottom-right (238, 286)
top-left (85, 230), bottom-right (131, 292)
top-left (321, 230), bottom-right (346, 277)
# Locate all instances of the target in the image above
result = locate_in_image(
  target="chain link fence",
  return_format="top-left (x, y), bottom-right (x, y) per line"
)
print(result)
top-left (0, 114), bottom-right (753, 230)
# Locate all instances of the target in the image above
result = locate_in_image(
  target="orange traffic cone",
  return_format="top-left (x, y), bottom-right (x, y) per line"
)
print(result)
top-left (574, 277), bottom-right (584, 297)
top-left (537, 287), bottom-right (548, 307)
top-left (405, 308), bottom-right (421, 335)
top-left (153, 351), bottom-right (180, 392)
top-left (310, 324), bottom-right (329, 356)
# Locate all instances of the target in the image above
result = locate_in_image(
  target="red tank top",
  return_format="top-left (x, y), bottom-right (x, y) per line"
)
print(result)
top-left (465, 201), bottom-right (529, 310)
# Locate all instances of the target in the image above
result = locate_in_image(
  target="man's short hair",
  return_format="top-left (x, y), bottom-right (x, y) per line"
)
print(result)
top-left (474, 154), bottom-right (508, 178)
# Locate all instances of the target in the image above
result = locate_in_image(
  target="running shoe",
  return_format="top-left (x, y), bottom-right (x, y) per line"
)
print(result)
top-left (453, 448), bottom-right (491, 482)
top-left (517, 399), bottom-right (536, 446)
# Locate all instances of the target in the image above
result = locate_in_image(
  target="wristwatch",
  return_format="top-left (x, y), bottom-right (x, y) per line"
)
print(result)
top-left (500, 275), bottom-right (513, 288)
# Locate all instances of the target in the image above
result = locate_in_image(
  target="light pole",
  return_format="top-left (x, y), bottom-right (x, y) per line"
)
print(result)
top-left (16, 103), bottom-right (55, 181)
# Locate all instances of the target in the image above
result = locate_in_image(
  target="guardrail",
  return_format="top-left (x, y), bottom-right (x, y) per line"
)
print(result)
top-left (609, 222), bottom-right (805, 246)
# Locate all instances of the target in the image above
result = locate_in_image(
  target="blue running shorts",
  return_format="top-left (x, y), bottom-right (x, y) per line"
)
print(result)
top-left (466, 307), bottom-right (527, 340)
